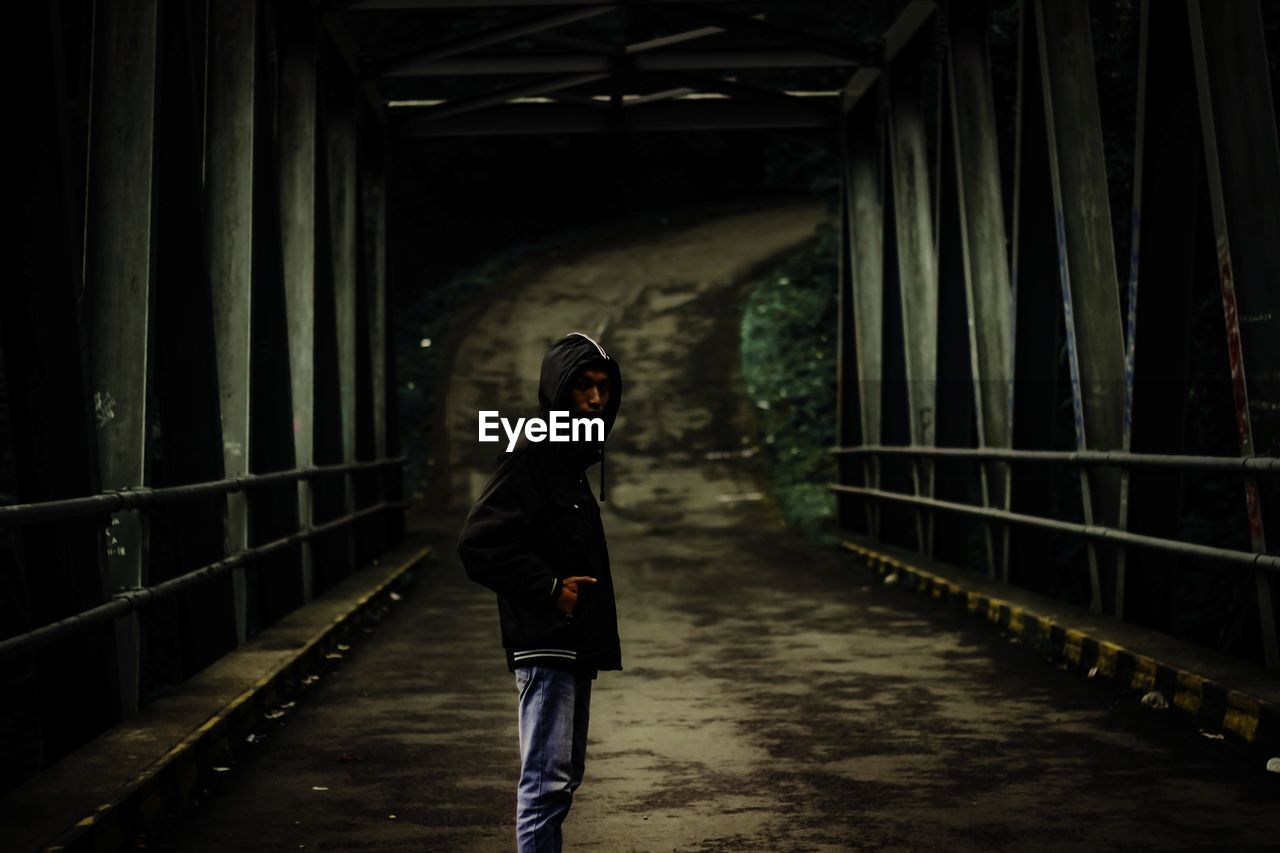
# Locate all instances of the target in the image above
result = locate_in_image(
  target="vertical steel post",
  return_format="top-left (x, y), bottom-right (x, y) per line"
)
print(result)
top-left (361, 127), bottom-right (389, 545)
top-left (326, 101), bottom-right (359, 572)
top-left (1034, 0), bottom-right (1126, 615)
top-left (944, 0), bottom-right (1014, 579)
top-left (278, 34), bottom-right (318, 602)
top-left (1009, 0), bottom-right (1062, 595)
top-left (835, 119), bottom-right (860, 533)
top-left (206, 0), bottom-right (257, 645)
top-left (886, 53), bottom-right (938, 556)
top-left (1187, 0), bottom-right (1280, 669)
top-left (7, 0), bottom-right (117, 736)
top-left (932, 37), bottom-right (977, 571)
top-left (82, 0), bottom-right (162, 718)
top-left (1123, 0), bottom-right (1200, 631)
top-left (844, 73), bottom-right (884, 539)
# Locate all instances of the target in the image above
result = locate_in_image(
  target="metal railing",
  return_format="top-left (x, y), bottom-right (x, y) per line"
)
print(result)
top-left (829, 438), bottom-right (1280, 666)
top-left (829, 445), bottom-right (1277, 569)
top-left (834, 445), bottom-right (1279, 474)
top-left (824, 445), bottom-right (1274, 666)
top-left (0, 457), bottom-right (406, 664)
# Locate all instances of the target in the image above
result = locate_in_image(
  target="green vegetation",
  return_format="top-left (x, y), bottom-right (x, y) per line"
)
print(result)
top-left (739, 219), bottom-right (841, 547)
top-left (396, 240), bottom-right (549, 500)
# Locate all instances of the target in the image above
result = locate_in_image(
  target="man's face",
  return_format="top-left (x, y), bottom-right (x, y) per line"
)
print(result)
top-left (568, 367), bottom-right (611, 419)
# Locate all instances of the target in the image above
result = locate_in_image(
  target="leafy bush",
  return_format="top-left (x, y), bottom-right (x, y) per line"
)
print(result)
top-left (739, 220), bottom-right (840, 546)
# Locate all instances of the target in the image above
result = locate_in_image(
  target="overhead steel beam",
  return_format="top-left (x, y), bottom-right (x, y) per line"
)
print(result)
top-left (404, 72), bottom-right (609, 122)
top-left (511, 15), bottom-right (778, 113)
top-left (474, 15), bottom-right (698, 57)
top-left (321, 12), bottom-right (388, 124)
top-left (379, 48), bottom-right (857, 76)
top-left (548, 89), bottom-right (617, 109)
top-left (647, 70), bottom-right (833, 116)
top-left (535, 30), bottom-right (624, 54)
top-left (623, 22), bottom-right (733, 53)
top-left (844, 0), bottom-right (939, 111)
top-left (82, 0), bottom-right (161, 720)
top-left (884, 1), bottom-right (937, 63)
top-left (374, 5), bottom-right (612, 75)
top-left (840, 68), bottom-right (879, 113)
top-left (206, 0), bottom-right (258, 646)
top-left (1187, 0), bottom-right (1280, 669)
top-left (345, 0), bottom-right (781, 7)
top-left (666, 3), bottom-right (873, 63)
top-left (398, 99), bottom-right (834, 136)
top-left (536, 15), bottom-right (759, 56)
top-left (616, 84), bottom-right (697, 105)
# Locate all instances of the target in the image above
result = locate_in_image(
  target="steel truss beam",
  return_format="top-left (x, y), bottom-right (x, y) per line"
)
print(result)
top-left (327, 98), bottom-right (361, 579)
top-left (82, 0), bottom-right (161, 720)
top-left (1187, 0), bottom-right (1280, 669)
top-left (207, 0), bottom-right (258, 647)
top-left (1121, 0), bottom-right (1200, 636)
top-left (278, 32), bottom-right (320, 602)
top-left (942, 0), bottom-right (1013, 579)
top-left (322, 12), bottom-right (388, 124)
top-left (838, 79), bottom-right (884, 538)
top-left (665, 3), bottom-right (873, 64)
top-left (399, 99), bottom-right (834, 135)
top-left (361, 126), bottom-right (391, 552)
top-left (344, 0), bottom-right (791, 8)
top-left (374, 5), bottom-right (612, 75)
top-left (885, 24), bottom-right (940, 555)
top-left (647, 69), bottom-right (832, 115)
top-left (379, 48), bottom-right (857, 77)
top-left (1032, 0), bottom-right (1126, 615)
top-left (1008, 0), bottom-right (1060, 596)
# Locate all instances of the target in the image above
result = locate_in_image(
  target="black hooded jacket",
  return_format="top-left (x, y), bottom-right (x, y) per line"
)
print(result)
top-left (456, 332), bottom-right (623, 677)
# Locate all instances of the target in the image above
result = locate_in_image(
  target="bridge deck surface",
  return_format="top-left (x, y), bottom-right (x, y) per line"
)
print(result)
top-left (145, 202), bottom-right (1277, 851)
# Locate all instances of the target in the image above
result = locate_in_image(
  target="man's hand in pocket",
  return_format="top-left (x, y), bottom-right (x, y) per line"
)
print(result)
top-left (555, 576), bottom-right (598, 616)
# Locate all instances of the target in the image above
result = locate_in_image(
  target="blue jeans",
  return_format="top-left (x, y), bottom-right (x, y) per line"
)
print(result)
top-left (514, 665), bottom-right (593, 853)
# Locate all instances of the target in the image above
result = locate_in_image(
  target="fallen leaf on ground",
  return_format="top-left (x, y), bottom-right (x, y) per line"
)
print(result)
top-left (1140, 691), bottom-right (1169, 710)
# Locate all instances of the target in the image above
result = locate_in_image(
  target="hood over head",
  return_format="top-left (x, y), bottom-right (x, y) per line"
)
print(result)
top-left (536, 331), bottom-right (621, 501)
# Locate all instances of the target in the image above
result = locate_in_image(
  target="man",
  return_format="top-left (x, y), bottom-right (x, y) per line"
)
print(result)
top-left (457, 331), bottom-right (623, 853)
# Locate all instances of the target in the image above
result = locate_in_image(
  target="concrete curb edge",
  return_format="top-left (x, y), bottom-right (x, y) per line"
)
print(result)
top-left (42, 542), bottom-right (433, 853)
top-left (840, 540), bottom-right (1279, 757)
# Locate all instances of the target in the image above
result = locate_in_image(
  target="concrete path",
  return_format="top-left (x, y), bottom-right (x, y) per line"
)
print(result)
top-left (145, 202), bottom-right (1278, 852)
